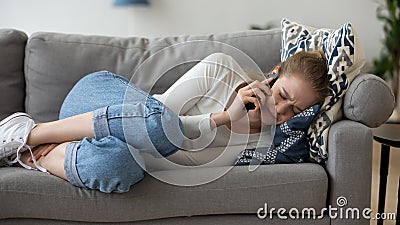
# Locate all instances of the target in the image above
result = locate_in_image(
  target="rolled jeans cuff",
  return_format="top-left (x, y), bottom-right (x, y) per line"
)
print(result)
top-left (64, 141), bottom-right (85, 188)
top-left (92, 106), bottom-right (110, 139)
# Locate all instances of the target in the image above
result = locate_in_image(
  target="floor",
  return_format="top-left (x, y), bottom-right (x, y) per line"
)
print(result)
top-left (370, 140), bottom-right (400, 225)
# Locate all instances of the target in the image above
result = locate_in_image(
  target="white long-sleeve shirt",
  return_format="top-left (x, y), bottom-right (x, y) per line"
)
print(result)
top-left (150, 53), bottom-right (273, 171)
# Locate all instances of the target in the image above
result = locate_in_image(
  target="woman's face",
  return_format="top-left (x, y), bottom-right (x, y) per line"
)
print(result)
top-left (269, 73), bottom-right (319, 125)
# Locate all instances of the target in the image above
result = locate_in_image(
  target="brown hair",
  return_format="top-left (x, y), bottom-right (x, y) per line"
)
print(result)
top-left (278, 50), bottom-right (329, 102)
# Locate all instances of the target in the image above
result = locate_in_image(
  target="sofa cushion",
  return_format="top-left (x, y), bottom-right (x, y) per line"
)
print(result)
top-left (343, 74), bottom-right (395, 127)
top-left (236, 104), bottom-right (320, 165)
top-left (0, 164), bottom-right (327, 222)
top-left (0, 214), bottom-right (331, 225)
top-left (0, 29), bottom-right (27, 120)
top-left (24, 29), bottom-right (282, 123)
top-left (280, 18), bottom-right (366, 162)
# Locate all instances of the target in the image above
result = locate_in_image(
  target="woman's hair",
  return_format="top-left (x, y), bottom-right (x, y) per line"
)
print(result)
top-left (278, 50), bottom-right (329, 102)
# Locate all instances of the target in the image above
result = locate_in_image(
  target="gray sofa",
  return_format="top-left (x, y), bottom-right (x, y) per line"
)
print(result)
top-left (0, 28), bottom-right (395, 225)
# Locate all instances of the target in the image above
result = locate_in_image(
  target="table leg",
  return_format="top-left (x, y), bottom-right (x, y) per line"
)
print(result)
top-left (396, 179), bottom-right (399, 225)
top-left (378, 144), bottom-right (390, 225)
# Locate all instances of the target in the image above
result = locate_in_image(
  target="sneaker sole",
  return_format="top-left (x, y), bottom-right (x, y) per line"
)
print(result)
top-left (0, 112), bottom-right (33, 127)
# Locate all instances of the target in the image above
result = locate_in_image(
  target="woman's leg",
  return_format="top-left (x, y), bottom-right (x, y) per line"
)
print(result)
top-left (26, 112), bottom-right (94, 147)
top-left (10, 70), bottom-right (179, 166)
top-left (26, 71), bottom-right (149, 147)
top-left (0, 71), bottom-right (127, 170)
top-left (18, 75), bottom-right (178, 192)
top-left (65, 136), bottom-right (145, 193)
top-left (58, 70), bottom-right (183, 157)
top-left (37, 71), bottom-right (182, 157)
top-left (58, 71), bottom-right (129, 119)
top-left (20, 102), bottom-right (173, 191)
top-left (20, 137), bottom-right (145, 193)
top-left (21, 102), bottom-right (178, 192)
top-left (23, 70), bottom-right (124, 147)
top-left (20, 142), bottom-right (70, 179)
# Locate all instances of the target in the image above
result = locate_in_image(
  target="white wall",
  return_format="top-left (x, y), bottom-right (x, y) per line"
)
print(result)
top-left (0, 0), bottom-right (132, 37)
top-left (0, 0), bottom-right (383, 69)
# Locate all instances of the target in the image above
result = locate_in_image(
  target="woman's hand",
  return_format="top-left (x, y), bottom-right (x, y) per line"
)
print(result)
top-left (227, 108), bottom-right (262, 134)
top-left (210, 78), bottom-right (274, 130)
top-left (28, 143), bottom-right (59, 162)
top-left (227, 80), bottom-right (271, 121)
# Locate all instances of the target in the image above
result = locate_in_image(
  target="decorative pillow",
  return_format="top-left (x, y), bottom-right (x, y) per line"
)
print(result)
top-left (235, 104), bottom-right (320, 165)
top-left (280, 18), bottom-right (365, 163)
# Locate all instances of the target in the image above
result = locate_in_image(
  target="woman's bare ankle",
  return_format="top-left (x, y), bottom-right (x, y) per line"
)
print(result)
top-left (26, 123), bottom-right (43, 146)
top-left (18, 142), bottom-right (69, 180)
top-left (18, 150), bottom-right (39, 169)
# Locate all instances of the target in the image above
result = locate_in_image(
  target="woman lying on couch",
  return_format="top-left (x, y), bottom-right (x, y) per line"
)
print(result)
top-left (0, 51), bottom-right (329, 193)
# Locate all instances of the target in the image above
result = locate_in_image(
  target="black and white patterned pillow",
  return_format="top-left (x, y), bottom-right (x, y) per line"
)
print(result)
top-left (235, 104), bottom-right (320, 165)
top-left (280, 18), bottom-right (365, 162)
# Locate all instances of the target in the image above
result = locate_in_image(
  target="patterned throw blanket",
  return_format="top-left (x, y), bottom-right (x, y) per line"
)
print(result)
top-left (236, 18), bottom-right (366, 165)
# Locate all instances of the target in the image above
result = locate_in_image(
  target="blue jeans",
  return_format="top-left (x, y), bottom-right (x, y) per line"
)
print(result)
top-left (59, 71), bottom-right (183, 193)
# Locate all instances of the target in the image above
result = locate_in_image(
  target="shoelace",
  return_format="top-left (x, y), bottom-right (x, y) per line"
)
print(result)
top-left (7, 120), bottom-right (47, 173)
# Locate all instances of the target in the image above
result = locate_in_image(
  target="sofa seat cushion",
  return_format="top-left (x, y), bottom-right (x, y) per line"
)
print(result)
top-left (0, 163), bottom-right (327, 223)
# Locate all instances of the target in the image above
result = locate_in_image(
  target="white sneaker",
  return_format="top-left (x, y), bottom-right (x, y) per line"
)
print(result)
top-left (0, 112), bottom-right (47, 172)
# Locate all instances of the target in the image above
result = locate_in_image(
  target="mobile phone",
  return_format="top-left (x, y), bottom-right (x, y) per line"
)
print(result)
top-left (244, 73), bottom-right (278, 111)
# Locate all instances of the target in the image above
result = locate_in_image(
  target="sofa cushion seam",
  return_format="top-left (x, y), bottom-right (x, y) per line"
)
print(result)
top-left (27, 31), bottom-right (281, 52)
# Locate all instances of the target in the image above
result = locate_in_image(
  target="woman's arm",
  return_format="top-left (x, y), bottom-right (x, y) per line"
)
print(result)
top-left (210, 111), bottom-right (230, 129)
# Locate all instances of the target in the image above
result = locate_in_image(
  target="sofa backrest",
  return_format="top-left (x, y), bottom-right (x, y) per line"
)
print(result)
top-left (0, 28), bottom-right (393, 127)
top-left (0, 29), bottom-right (27, 120)
top-left (24, 29), bottom-right (282, 122)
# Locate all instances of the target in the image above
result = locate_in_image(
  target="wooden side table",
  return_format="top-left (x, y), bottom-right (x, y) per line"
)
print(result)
top-left (397, 178), bottom-right (399, 225)
top-left (372, 123), bottom-right (400, 225)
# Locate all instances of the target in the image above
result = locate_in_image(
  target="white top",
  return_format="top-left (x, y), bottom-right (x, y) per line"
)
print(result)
top-left (149, 53), bottom-right (273, 170)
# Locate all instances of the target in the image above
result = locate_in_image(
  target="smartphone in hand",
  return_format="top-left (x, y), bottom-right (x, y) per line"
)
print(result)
top-left (245, 73), bottom-right (278, 111)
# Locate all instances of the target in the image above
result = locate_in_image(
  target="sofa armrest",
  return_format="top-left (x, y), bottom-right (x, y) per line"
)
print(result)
top-left (326, 120), bottom-right (372, 225)
top-left (343, 74), bottom-right (394, 127)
